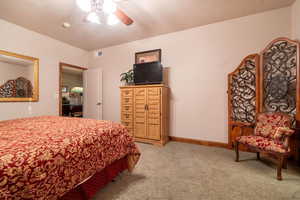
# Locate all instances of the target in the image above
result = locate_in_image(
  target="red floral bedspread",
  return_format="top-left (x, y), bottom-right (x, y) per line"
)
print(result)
top-left (0, 116), bottom-right (140, 200)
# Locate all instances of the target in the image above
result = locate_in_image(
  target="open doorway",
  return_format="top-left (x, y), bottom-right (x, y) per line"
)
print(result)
top-left (59, 63), bottom-right (87, 117)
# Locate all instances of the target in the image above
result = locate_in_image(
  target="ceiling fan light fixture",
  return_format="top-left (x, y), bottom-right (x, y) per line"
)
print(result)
top-left (76, 0), bottom-right (92, 12)
top-left (107, 14), bottom-right (119, 25)
top-left (86, 12), bottom-right (101, 24)
top-left (76, 0), bottom-right (132, 26)
top-left (103, 0), bottom-right (117, 14)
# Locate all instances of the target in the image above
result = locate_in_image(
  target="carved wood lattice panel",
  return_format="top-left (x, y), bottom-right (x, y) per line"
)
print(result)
top-left (0, 77), bottom-right (33, 98)
top-left (229, 55), bottom-right (258, 123)
top-left (262, 40), bottom-right (298, 126)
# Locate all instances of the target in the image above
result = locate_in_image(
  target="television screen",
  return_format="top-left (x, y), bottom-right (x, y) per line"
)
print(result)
top-left (134, 62), bottom-right (163, 84)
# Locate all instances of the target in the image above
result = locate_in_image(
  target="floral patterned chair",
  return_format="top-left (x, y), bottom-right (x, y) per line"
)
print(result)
top-left (234, 112), bottom-right (295, 180)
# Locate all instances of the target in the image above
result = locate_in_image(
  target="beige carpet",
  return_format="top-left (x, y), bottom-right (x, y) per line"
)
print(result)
top-left (93, 142), bottom-right (300, 200)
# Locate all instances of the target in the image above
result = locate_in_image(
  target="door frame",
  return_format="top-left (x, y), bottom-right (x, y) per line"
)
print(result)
top-left (59, 62), bottom-right (87, 116)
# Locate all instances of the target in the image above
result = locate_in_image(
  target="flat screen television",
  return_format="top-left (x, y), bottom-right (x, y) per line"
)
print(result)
top-left (134, 61), bottom-right (163, 84)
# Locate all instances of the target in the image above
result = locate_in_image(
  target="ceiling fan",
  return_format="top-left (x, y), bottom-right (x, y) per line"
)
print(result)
top-left (76, 0), bottom-right (133, 26)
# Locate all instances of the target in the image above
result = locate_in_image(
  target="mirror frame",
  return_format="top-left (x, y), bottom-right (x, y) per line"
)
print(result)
top-left (0, 49), bottom-right (39, 102)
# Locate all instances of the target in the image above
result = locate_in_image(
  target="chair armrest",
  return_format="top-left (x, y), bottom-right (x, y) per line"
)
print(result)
top-left (229, 121), bottom-right (255, 128)
top-left (229, 122), bottom-right (255, 138)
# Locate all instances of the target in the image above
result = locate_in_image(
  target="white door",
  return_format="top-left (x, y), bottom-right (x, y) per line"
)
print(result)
top-left (83, 68), bottom-right (103, 120)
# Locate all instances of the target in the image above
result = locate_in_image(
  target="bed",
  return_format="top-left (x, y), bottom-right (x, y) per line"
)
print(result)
top-left (0, 116), bottom-right (140, 199)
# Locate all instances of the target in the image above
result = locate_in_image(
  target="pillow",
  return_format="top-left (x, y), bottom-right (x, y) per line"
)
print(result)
top-left (273, 127), bottom-right (294, 141)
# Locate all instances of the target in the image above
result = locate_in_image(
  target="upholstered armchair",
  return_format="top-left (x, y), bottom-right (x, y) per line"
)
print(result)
top-left (233, 112), bottom-right (295, 180)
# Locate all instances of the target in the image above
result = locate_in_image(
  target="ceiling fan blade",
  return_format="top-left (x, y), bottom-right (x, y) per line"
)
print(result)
top-left (115, 8), bottom-right (133, 25)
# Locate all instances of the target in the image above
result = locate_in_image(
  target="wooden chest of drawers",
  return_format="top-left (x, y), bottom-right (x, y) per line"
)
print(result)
top-left (120, 84), bottom-right (169, 146)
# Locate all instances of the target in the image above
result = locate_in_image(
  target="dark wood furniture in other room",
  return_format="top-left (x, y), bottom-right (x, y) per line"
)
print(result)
top-left (62, 104), bottom-right (83, 117)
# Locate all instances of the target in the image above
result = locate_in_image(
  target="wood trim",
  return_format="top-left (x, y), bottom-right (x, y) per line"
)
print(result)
top-left (259, 37), bottom-right (299, 55)
top-left (59, 62), bottom-right (87, 70)
top-left (255, 55), bottom-right (261, 114)
top-left (134, 137), bottom-right (168, 147)
top-left (169, 136), bottom-right (228, 149)
top-left (227, 72), bottom-right (233, 145)
top-left (296, 40), bottom-right (300, 127)
top-left (0, 49), bottom-right (38, 61)
top-left (228, 54), bottom-right (259, 76)
top-left (58, 62), bottom-right (87, 116)
top-left (227, 72), bottom-right (232, 145)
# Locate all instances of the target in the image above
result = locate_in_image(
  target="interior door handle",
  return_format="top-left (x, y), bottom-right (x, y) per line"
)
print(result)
top-left (97, 102), bottom-right (102, 106)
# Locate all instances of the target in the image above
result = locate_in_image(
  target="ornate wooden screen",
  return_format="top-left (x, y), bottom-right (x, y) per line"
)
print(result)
top-left (228, 54), bottom-right (260, 124)
top-left (228, 54), bottom-right (259, 146)
top-left (260, 38), bottom-right (300, 127)
top-left (0, 77), bottom-right (33, 98)
top-left (228, 37), bottom-right (300, 153)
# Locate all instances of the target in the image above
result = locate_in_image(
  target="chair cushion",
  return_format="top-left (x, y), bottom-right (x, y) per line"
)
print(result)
top-left (254, 113), bottom-right (290, 139)
top-left (236, 135), bottom-right (288, 153)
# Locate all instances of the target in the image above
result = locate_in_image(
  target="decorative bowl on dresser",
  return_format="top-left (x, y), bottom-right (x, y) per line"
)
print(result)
top-left (120, 84), bottom-right (169, 146)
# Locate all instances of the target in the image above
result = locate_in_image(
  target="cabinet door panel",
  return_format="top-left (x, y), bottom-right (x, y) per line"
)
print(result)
top-left (134, 88), bottom-right (147, 139)
top-left (148, 112), bottom-right (160, 124)
top-left (148, 124), bottom-right (161, 140)
top-left (147, 88), bottom-right (161, 140)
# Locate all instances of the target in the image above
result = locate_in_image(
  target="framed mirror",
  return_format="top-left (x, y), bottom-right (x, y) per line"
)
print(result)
top-left (0, 50), bottom-right (39, 102)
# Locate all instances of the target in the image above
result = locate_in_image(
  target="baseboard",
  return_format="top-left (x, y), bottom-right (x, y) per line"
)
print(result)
top-left (169, 136), bottom-right (229, 149)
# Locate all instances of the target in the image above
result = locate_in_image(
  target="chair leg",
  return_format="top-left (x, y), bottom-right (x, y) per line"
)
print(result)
top-left (277, 155), bottom-right (284, 181)
top-left (282, 157), bottom-right (287, 169)
top-left (256, 152), bottom-right (260, 160)
top-left (235, 141), bottom-right (239, 162)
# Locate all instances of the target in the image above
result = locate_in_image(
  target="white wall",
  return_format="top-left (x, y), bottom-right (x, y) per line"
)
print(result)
top-left (89, 7), bottom-right (292, 143)
top-left (292, 0), bottom-right (300, 40)
top-left (0, 19), bottom-right (88, 120)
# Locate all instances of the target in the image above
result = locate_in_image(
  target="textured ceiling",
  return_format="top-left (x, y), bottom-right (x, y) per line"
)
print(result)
top-left (0, 0), bottom-right (295, 50)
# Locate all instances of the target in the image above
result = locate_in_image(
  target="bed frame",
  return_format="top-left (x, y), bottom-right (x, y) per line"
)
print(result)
top-left (62, 157), bottom-right (128, 200)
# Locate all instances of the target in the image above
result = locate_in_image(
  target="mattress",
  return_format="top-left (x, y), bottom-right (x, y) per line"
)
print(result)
top-left (0, 116), bottom-right (140, 199)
